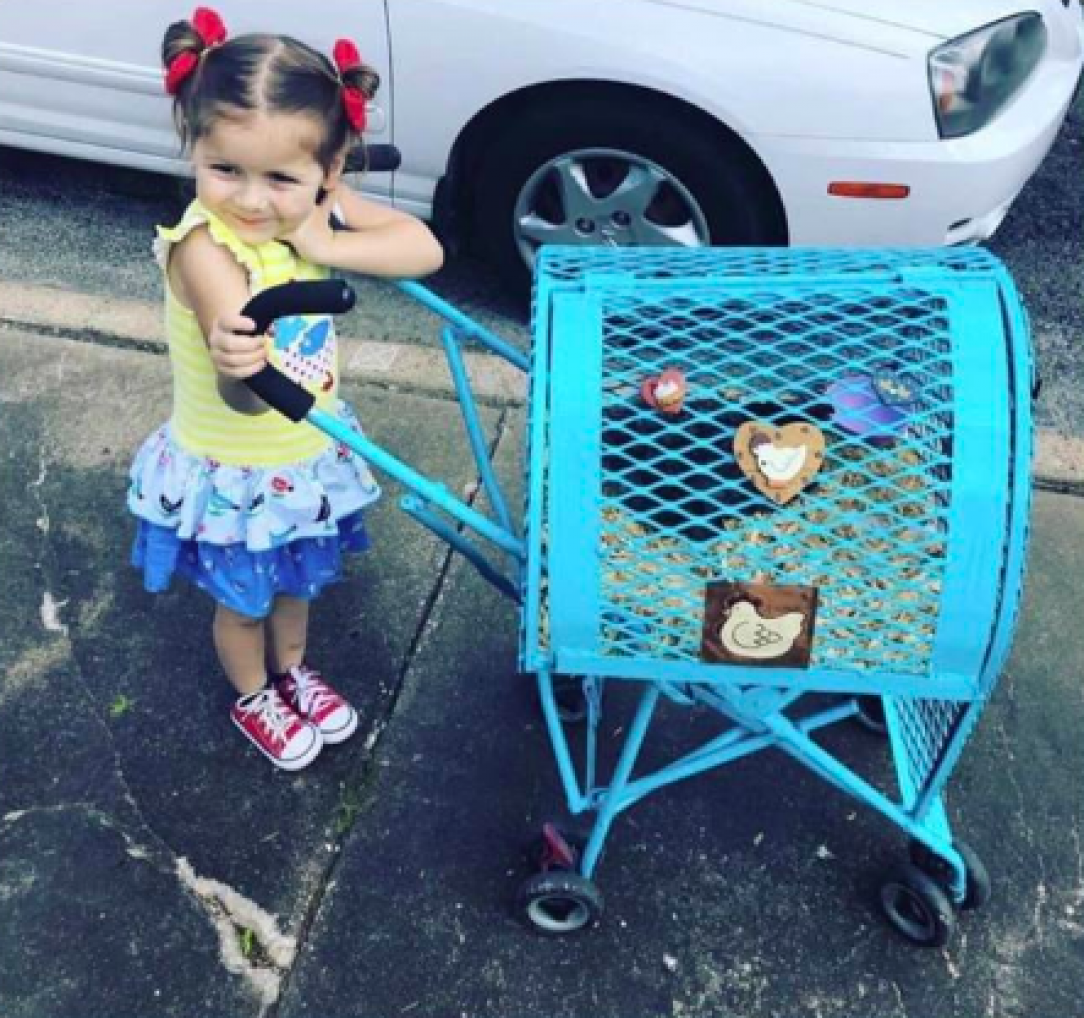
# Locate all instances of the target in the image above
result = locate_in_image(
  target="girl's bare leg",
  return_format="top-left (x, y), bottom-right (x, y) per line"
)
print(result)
top-left (266, 595), bottom-right (310, 676)
top-left (213, 605), bottom-right (267, 697)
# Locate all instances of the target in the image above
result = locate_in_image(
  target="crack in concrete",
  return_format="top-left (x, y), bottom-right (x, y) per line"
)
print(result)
top-left (20, 402), bottom-right (181, 871)
top-left (176, 858), bottom-right (296, 1013)
top-left (890, 979), bottom-right (910, 1018)
top-left (2, 802), bottom-right (99, 825)
top-left (1, 806), bottom-right (278, 1013)
top-left (62, 636), bottom-right (181, 870)
top-left (27, 438), bottom-right (69, 636)
top-left (265, 406), bottom-right (517, 1016)
top-left (1070, 823), bottom-right (1084, 908)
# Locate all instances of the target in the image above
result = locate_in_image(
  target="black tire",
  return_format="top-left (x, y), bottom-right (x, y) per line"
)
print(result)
top-left (516, 871), bottom-right (603, 935)
top-left (852, 695), bottom-right (889, 736)
top-left (909, 838), bottom-right (992, 911)
top-left (879, 862), bottom-right (957, 948)
top-left (471, 92), bottom-right (785, 296)
top-left (533, 674), bottom-right (596, 725)
top-left (554, 674), bottom-right (589, 724)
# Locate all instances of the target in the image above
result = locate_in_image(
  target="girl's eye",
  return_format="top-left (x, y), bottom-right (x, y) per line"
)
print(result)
top-left (210, 163), bottom-right (238, 176)
top-left (269, 173), bottom-right (301, 186)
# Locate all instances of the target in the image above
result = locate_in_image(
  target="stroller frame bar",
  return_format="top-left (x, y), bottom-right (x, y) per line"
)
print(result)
top-left (536, 668), bottom-right (965, 899)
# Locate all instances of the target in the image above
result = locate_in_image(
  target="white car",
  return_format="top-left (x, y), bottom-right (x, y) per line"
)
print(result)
top-left (1, 0), bottom-right (1081, 291)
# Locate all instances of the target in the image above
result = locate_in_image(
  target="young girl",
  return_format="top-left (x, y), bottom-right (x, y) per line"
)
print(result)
top-left (128, 7), bottom-right (443, 771)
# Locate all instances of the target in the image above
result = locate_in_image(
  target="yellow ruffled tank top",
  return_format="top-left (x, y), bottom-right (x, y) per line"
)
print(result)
top-left (154, 200), bottom-right (338, 467)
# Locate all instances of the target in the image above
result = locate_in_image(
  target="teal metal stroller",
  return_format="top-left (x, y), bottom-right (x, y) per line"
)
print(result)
top-left (244, 243), bottom-right (1033, 947)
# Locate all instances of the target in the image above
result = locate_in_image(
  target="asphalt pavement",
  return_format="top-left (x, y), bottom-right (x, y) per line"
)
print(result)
top-left (1, 293), bottom-right (1083, 1016)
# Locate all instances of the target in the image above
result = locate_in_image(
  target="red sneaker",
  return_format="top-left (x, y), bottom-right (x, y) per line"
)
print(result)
top-left (275, 665), bottom-right (358, 745)
top-left (231, 688), bottom-right (323, 771)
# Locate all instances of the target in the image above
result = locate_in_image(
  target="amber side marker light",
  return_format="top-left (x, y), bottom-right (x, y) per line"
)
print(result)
top-left (828, 182), bottom-right (911, 199)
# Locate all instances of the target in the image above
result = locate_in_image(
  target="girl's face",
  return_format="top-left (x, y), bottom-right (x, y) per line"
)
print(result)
top-left (192, 111), bottom-right (342, 246)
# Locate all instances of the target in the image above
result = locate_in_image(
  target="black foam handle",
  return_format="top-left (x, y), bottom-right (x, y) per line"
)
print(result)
top-left (240, 280), bottom-right (356, 422)
top-left (346, 144), bottom-right (401, 173)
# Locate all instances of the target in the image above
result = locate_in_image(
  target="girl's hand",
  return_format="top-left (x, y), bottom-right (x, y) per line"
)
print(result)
top-left (207, 313), bottom-right (268, 379)
top-left (279, 186), bottom-right (337, 264)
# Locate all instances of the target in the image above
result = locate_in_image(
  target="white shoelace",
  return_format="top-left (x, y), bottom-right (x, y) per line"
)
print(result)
top-left (242, 689), bottom-right (298, 745)
top-left (290, 668), bottom-right (338, 717)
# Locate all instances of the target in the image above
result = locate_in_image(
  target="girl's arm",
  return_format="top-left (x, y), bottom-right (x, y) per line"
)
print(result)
top-left (284, 183), bottom-right (444, 279)
top-left (169, 227), bottom-right (269, 415)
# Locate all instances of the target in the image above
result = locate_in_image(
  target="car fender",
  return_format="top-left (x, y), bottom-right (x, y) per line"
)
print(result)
top-left (388, 0), bottom-right (935, 214)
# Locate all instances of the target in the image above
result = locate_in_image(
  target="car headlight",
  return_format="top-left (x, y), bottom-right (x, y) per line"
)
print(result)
top-left (929, 14), bottom-right (1048, 138)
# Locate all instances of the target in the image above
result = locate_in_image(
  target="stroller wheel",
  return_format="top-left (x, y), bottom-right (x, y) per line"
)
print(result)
top-left (879, 862), bottom-right (957, 948)
top-left (909, 838), bottom-right (991, 910)
top-left (517, 871), bottom-right (603, 935)
top-left (554, 674), bottom-right (589, 724)
top-left (852, 695), bottom-right (888, 736)
top-left (534, 675), bottom-right (595, 725)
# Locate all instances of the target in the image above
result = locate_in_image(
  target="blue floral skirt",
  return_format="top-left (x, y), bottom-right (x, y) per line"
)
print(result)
top-left (132, 511), bottom-right (371, 618)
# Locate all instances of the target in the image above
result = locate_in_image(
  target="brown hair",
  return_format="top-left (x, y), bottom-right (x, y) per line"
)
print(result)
top-left (162, 20), bottom-right (380, 170)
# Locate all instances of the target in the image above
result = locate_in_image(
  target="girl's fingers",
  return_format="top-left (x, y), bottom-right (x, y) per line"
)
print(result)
top-left (215, 348), bottom-right (267, 366)
top-left (212, 332), bottom-right (267, 355)
top-left (216, 314), bottom-right (258, 335)
top-left (212, 346), bottom-right (268, 377)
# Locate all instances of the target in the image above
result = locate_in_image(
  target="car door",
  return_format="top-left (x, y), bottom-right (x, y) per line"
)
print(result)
top-left (0, 1), bottom-right (393, 197)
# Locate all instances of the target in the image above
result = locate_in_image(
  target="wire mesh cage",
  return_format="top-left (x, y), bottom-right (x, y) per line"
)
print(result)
top-left (525, 247), bottom-right (1032, 700)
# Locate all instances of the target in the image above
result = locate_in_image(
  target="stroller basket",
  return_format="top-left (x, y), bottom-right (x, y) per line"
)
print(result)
top-left (525, 247), bottom-right (1031, 702)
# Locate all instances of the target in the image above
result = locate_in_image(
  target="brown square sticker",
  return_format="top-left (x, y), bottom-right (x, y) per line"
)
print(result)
top-left (701, 582), bottom-right (818, 668)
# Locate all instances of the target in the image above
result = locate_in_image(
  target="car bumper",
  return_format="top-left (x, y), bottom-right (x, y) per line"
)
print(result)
top-left (757, 20), bottom-right (1084, 247)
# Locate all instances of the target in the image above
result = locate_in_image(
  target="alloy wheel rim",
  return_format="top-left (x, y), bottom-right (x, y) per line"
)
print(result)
top-left (512, 147), bottom-right (711, 270)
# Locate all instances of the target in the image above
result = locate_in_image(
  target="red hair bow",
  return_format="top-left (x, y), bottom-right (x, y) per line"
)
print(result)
top-left (165, 7), bottom-right (228, 96)
top-left (333, 38), bottom-right (368, 133)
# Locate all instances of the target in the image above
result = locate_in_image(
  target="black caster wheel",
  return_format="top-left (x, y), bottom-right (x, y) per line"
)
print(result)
top-left (530, 675), bottom-right (590, 725)
top-left (554, 674), bottom-right (589, 724)
top-left (879, 862), bottom-right (957, 948)
top-left (852, 695), bottom-right (888, 736)
top-left (516, 870), bottom-right (603, 935)
top-left (909, 838), bottom-right (991, 910)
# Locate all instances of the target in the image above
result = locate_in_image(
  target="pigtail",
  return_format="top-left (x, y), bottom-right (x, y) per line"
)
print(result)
top-left (162, 19), bottom-right (207, 77)
top-left (162, 8), bottom-right (230, 147)
top-left (331, 39), bottom-right (379, 141)
top-left (162, 21), bottom-right (203, 146)
top-left (340, 60), bottom-right (380, 105)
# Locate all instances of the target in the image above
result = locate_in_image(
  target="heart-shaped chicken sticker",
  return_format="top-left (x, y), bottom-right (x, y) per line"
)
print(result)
top-left (734, 421), bottom-right (826, 505)
top-left (641, 368), bottom-right (687, 415)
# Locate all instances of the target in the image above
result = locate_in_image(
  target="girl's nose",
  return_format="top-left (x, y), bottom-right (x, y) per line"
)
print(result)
top-left (235, 180), bottom-right (267, 212)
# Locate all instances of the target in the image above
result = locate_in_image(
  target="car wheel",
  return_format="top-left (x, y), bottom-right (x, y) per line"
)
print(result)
top-left (471, 93), bottom-right (786, 295)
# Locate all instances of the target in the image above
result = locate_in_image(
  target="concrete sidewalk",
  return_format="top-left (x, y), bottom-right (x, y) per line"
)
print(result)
top-left (1, 313), bottom-right (1082, 1018)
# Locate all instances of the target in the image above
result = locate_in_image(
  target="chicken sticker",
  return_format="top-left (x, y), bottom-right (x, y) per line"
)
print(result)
top-left (641, 368), bottom-right (687, 415)
top-left (701, 582), bottom-right (818, 668)
top-left (720, 601), bottom-right (805, 659)
top-left (734, 421), bottom-right (826, 505)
